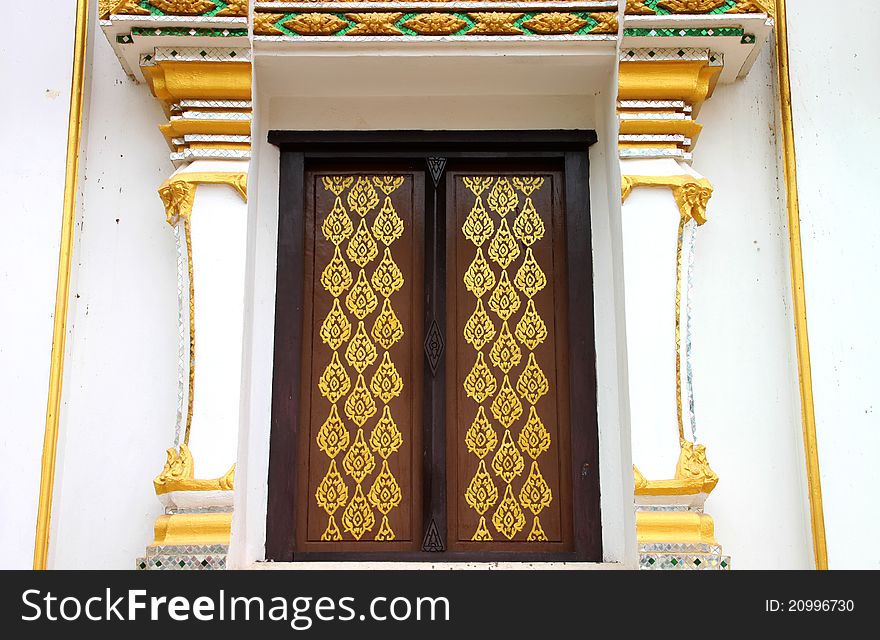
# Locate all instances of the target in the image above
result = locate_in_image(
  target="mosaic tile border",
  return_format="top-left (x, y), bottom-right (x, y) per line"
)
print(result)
top-left (620, 47), bottom-right (722, 64)
top-left (141, 47), bottom-right (251, 64)
top-left (138, 544), bottom-right (229, 571)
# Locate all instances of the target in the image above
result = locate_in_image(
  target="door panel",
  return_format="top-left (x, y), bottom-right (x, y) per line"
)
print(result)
top-left (446, 168), bottom-right (574, 551)
top-left (297, 168), bottom-right (424, 552)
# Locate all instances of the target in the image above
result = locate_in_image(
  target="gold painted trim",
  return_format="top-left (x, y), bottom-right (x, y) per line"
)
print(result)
top-left (636, 511), bottom-right (716, 545)
top-left (775, 0), bottom-right (828, 570)
top-left (152, 512), bottom-right (233, 546)
top-left (621, 175), bottom-right (713, 225)
top-left (33, 0), bottom-right (89, 571)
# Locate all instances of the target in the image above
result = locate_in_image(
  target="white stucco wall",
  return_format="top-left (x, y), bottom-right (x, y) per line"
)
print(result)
top-left (787, 1), bottom-right (880, 569)
top-left (0, 2), bottom-right (76, 569)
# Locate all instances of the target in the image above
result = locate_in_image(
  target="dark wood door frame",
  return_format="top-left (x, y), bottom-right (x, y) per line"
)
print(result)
top-left (266, 131), bottom-right (601, 562)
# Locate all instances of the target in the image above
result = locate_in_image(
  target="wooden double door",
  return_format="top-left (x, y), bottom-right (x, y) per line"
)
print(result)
top-left (268, 133), bottom-right (600, 562)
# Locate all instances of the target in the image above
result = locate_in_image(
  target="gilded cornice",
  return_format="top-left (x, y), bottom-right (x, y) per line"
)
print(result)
top-left (159, 172), bottom-right (248, 224)
top-left (618, 60), bottom-right (721, 113)
top-left (143, 60), bottom-right (252, 106)
top-left (102, 0), bottom-right (248, 18)
top-left (621, 175), bottom-right (712, 225)
top-left (625, 0), bottom-right (773, 16)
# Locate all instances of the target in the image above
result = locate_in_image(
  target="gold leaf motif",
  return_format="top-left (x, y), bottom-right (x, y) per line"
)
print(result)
top-left (522, 12), bottom-right (588, 35)
top-left (344, 375), bottom-right (378, 428)
top-left (347, 219), bottom-right (379, 268)
top-left (371, 248), bottom-right (404, 298)
top-left (467, 12), bottom-right (524, 36)
top-left (463, 176), bottom-right (494, 197)
top-left (345, 12), bottom-right (405, 36)
top-left (375, 515), bottom-right (396, 541)
top-left (149, 0), bottom-right (217, 15)
top-left (656, 0), bottom-right (728, 12)
top-left (372, 197), bottom-right (405, 246)
top-left (514, 248), bottom-right (547, 298)
top-left (488, 271), bottom-right (521, 321)
top-left (462, 196), bottom-right (495, 247)
top-left (463, 299), bottom-right (496, 351)
top-left (321, 515), bottom-right (343, 541)
top-left (464, 459), bottom-right (499, 515)
top-left (487, 219), bottom-right (521, 269)
top-left (403, 12), bottom-right (467, 35)
top-left (368, 459), bottom-right (402, 515)
top-left (320, 298), bottom-right (351, 350)
top-left (515, 299), bottom-right (548, 350)
top-left (316, 404), bottom-right (350, 459)
top-left (322, 196), bottom-right (354, 246)
top-left (347, 176), bottom-right (380, 217)
top-left (512, 177), bottom-right (545, 196)
top-left (517, 353), bottom-right (549, 406)
top-left (492, 484), bottom-right (526, 540)
top-left (625, 0), bottom-right (656, 15)
top-left (345, 269), bottom-right (378, 320)
top-left (322, 176), bottom-right (354, 196)
top-left (319, 352), bottom-right (351, 404)
top-left (491, 429), bottom-right (525, 484)
top-left (491, 375), bottom-right (523, 429)
top-left (341, 484), bottom-right (375, 540)
top-left (527, 516), bottom-right (548, 542)
top-left (588, 12), bottom-right (619, 34)
top-left (465, 406), bottom-right (498, 460)
top-left (342, 428), bottom-right (376, 483)
top-left (518, 406), bottom-right (551, 460)
top-left (489, 321), bottom-right (522, 374)
top-left (370, 352), bottom-right (404, 404)
top-left (463, 352), bottom-right (497, 404)
top-left (321, 246), bottom-right (353, 298)
top-left (372, 176), bottom-right (405, 196)
top-left (107, 1), bottom-right (151, 17)
top-left (369, 405), bottom-right (403, 459)
top-left (463, 248), bottom-right (496, 299)
top-left (471, 515), bottom-right (493, 541)
top-left (512, 197), bottom-right (545, 247)
top-left (519, 461), bottom-right (552, 515)
top-left (345, 321), bottom-right (377, 374)
top-left (315, 459), bottom-right (348, 515)
top-left (486, 177), bottom-right (519, 216)
top-left (371, 298), bottom-right (404, 350)
top-left (284, 13), bottom-right (349, 36)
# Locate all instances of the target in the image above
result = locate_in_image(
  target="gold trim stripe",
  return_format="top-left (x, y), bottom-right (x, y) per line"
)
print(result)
top-left (34, 0), bottom-right (89, 571)
top-left (775, 0), bottom-right (828, 570)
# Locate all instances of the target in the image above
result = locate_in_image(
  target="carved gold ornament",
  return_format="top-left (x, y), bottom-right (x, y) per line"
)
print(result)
top-left (159, 172), bottom-right (248, 225)
top-left (322, 197), bottom-right (354, 246)
top-left (490, 375), bottom-right (523, 429)
top-left (321, 246), bottom-right (353, 297)
top-left (370, 406), bottom-right (403, 459)
top-left (588, 12), bottom-right (619, 34)
top-left (519, 406), bottom-right (551, 459)
top-left (522, 13), bottom-right (588, 35)
top-left (319, 352), bottom-right (351, 404)
top-left (621, 175), bottom-right (713, 225)
top-left (368, 460), bottom-right (403, 514)
top-left (489, 321), bottom-right (522, 374)
top-left (253, 13), bottom-right (286, 36)
top-left (464, 352), bottom-right (497, 403)
top-left (515, 299), bottom-right (548, 350)
top-left (154, 443), bottom-right (194, 487)
top-left (371, 298), bottom-right (404, 350)
top-left (104, 0), bottom-right (151, 17)
top-left (316, 459), bottom-right (349, 515)
top-left (519, 461), bottom-right (552, 515)
top-left (345, 269), bottom-right (379, 319)
top-left (464, 248), bottom-right (497, 298)
top-left (465, 460), bottom-right (499, 515)
top-left (488, 271), bottom-right (521, 321)
top-left (343, 428), bottom-right (377, 483)
top-left (150, 0), bottom-right (217, 15)
top-left (462, 196), bottom-right (495, 247)
top-left (492, 485), bottom-right (526, 539)
top-left (370, 352), bottom-right (404, 403)
top-left (317, 405), bottom-right (350, 459)
top-left (465, 406), bottom-right (499, 459)
top-left (673, 182), bottom-right (713, 225)
top-left (371, 249), bottom-right (404, 298)
top-left (348, 176), bottom-right (381, 216)
top-left (320, 298), bottom-right (352, 351)
top-left (347, 219), bottom-right (379, 268)
top-left (514, 248), bottom-right (547, 298)
top-left (467, 12), bottom-right (524, 36)
top-left (491, 430), bottom-right (525, 484)
top-left (675, 438), bottom-right (719, 492)
top-left (373, 198), bottom-right (405, 246)
top-left (403, 13), bottom-right (468, 36)
top-left (625, 0), bottom-right (656, 14)
top-left (346, 13), bottom-right (405, 36)
top-left (656, 0), bottom-right (728, 12)
top-left (285, 13), bottom-right (349, 36)
top-left (513, 198), bottom-right (545, 247)
top-left (487, 177), bottom-right (519, 216)
top-left (488, 219), bottom-right (520, 269)
top-left (464, 299), bottom-right (496, 351)
top-left (345, 374), bottom-right (378, 427)
top-left (345, 321), bottom-right (378, 374)
top-left (517, 353), bottom-right (549, 405)
top-left (342, 484), bottom-right (376, 540)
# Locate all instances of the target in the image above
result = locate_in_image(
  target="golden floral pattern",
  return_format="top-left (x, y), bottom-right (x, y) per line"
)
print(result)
top-left (488, 219), bottom-right (521, 269)
top-left (514, 248), bottom-right (547, 298)
top-left (491, 430), bottom-right (525, 484)
top-left (492, 485), bottom-right (526, 539)
top-left (488, 271), bottom-right (521, 321)
top-left (463, 248), bottom-right (496, 298)
top-left (465, 406), bottom-right (498, 459)
top-left (285, 13), bottom-right (349, 36)
top-left (464, 352), bottom-right (497, 403)
top-left (513, 197), bottom-right (545, 247)
top-left (315, 175), bottom-right (408, 542)
top-left (403, 12), bottom-right (468, 35)
top-left (465, 460), bottom-right (499, 515)
top-left (517, 353), bottom-right (549, 406)
top-left (489, 320), bottom-right (522, 374)
top-left (514, 299), bottom-right (547, 350)
top-left (463, 299), bottom-right (496, 351)
top-left (467, 12), bottom-right (524, 36)
top-left (462, 196), bottom-right (495, 247)
top-left (522, 12), bottom-right (588, 35)
top-left (491, 375), bottom-right (523, 430)
top-left (487, 177), bottom-right (519, 216)
top-left (346, 12), bottom-right (405, 35)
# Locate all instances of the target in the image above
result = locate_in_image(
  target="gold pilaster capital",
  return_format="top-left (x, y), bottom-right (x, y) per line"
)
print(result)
top-left (158, 171), bottom-right (248, 225)
top-left (621, 174), bottom-right (713, 224)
